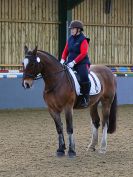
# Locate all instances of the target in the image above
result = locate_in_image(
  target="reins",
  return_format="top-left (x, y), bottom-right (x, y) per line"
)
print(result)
top-left (41, 65), bottom-right (74, 92)
top-left (41, 66), bottom-right (67, 79)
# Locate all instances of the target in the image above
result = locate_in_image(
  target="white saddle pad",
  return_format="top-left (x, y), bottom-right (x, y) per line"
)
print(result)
top-left (68, 67), bottom-right (101, 96)
top-left (89, 71), bottom-right (101, 95)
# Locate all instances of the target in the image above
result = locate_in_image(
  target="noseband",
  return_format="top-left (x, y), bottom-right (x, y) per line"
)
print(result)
top-left (23, 73), bottom-right (42, 80)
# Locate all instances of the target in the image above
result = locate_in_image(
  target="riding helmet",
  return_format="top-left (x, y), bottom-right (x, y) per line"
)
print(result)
top-left (69, 20), bottom-right (84, 31)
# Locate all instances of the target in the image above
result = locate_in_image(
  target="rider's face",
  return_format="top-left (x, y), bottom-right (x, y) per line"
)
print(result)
top-left (71, 28), bottom-right (79, 36)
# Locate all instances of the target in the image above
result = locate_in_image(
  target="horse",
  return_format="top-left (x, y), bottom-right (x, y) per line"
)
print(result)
top-left (22, 46), bottom-right (117, 157)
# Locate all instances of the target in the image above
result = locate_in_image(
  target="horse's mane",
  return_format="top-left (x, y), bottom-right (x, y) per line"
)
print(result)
top-left (38, 50), bottom-right (61, 65)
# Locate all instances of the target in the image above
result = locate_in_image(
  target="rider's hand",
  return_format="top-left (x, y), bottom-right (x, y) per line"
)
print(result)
top-left (67, 61), bottom-right (76, 68)
top-left (60, 59), bottom-right (65, 65)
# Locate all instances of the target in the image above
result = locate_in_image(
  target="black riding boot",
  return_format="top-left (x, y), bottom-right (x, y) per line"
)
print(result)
top-left (80, 81), bottom-right (91, 108)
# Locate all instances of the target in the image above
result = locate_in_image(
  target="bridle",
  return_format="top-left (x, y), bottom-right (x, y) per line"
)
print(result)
top-left (23, 55), bottom-right (67, 80)
top-left (23, 68), bottom-right (68, 80)
top-left (23, 54), bottom-right (42, 80)
top-left (23, 55), bottom-right (74, 92)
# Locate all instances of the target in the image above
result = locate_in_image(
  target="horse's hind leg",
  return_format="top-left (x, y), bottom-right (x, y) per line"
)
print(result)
top-left (100, 99), bottom-right (111, 154)
top-left (49, 109), bottom-right (66, 157)
top-left (87, 103), bottom-right (100, 151)
top-left (65, 106), bottom-right (76, 157)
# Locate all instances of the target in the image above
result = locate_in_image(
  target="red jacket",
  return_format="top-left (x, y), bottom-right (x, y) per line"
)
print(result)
top-left (61, 39), bottom-right (89, 64)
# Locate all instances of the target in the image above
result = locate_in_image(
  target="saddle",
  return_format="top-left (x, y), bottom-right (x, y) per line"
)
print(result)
top-left (73, 70), bottom-right (90, 108)
top-left (66, 67), bottom-right (101, 108)
top-left (69, 69), bottom-right (101, 95)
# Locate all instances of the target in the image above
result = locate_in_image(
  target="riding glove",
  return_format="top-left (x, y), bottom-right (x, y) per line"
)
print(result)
top-left (60, 59), bottom-right (65, 65)
top-left (67, 61), bottom-right (76, 68)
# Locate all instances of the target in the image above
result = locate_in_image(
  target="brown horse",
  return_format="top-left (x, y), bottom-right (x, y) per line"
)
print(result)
top-left (22, 46), bottom-right (117, 157)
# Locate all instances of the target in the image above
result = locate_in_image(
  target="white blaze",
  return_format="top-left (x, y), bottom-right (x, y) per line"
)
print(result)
top-left (23, 58), bottom-right (29, 69)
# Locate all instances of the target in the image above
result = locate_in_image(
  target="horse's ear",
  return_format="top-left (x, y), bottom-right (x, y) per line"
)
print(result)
top-left (24, 45), bottom-right (28, 55)
top-left (33, 46), bottom-right (38, 56)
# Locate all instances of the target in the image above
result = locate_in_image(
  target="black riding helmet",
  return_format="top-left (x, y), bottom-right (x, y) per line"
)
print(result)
top-left (69, 20), bottom-right (84, 31)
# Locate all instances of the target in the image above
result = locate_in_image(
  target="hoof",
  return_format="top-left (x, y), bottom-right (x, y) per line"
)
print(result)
top-left (56, 149), bottom-right (65, 157)
top-left (99, 148), bottom-right (106, 154)
top-left (68, 149), bottom-right (76, 158)
top-left (87, 144), bottom-right (96, 151)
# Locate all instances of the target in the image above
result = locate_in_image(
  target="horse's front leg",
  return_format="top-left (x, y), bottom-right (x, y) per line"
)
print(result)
top-left (65, 106), bottom-right (76, 157)
top-left (49, 109), bottom-right (66, 157)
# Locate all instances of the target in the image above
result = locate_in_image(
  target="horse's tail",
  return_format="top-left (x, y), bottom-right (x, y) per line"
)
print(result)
top-left (107, 93), bottom-right (117, 134)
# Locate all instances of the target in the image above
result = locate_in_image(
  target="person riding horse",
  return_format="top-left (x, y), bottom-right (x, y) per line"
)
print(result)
top-left (23, 45), bottom-right (117, 156)
top-left (60, 20), bottom-right (91, 108)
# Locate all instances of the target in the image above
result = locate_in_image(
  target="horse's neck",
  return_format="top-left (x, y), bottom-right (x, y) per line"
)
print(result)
top-left (41, 54), bottom-right (64, 85)
top-left (42, 57), bottom-right (62, 74)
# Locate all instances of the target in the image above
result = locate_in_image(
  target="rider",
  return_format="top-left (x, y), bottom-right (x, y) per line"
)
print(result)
top-left (60, 20), bottom-right (91, 108)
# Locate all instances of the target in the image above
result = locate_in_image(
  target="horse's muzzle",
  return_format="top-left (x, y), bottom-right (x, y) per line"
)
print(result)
top-left (22, 79), bottom-right (33, 89)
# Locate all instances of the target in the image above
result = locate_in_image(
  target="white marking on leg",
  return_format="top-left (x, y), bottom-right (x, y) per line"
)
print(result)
top-left (100, 123), bottom-right (108, 154)
top-left (87, 123), bottom-right (98, 151)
